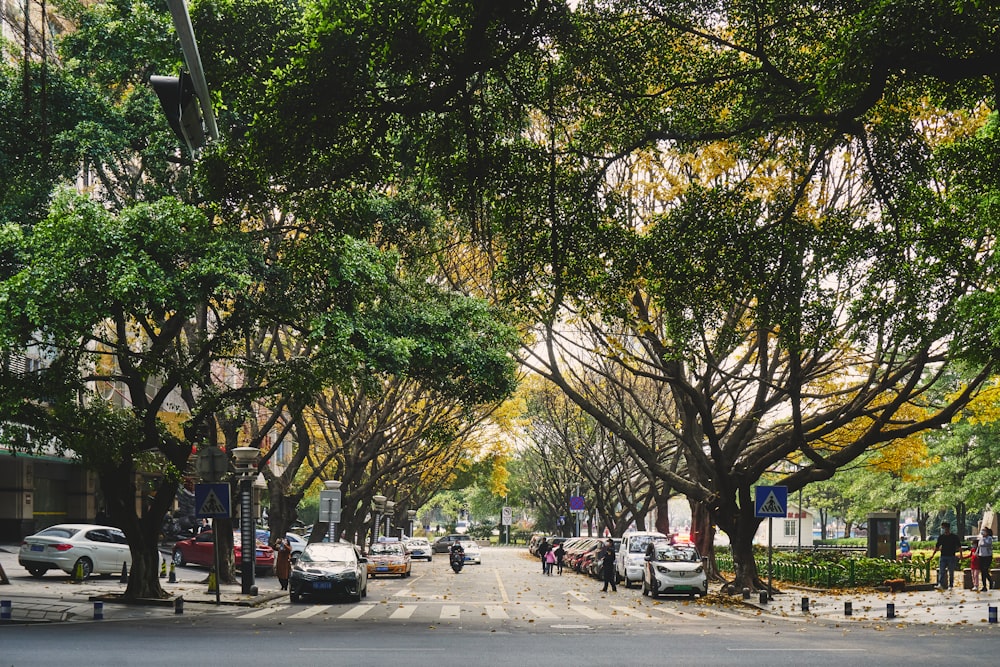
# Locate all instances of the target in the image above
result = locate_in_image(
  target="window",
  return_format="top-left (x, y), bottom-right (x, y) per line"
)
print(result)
top-left (784, 520), bottom-right (797, 537)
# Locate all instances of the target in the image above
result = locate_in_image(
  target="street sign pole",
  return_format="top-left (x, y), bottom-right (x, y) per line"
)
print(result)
top-left (755, 485), bottom-right (788, 601)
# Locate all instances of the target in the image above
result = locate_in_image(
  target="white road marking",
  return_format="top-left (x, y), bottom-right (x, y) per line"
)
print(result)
top-left (287, 605), bottom-right (332, 619)
top-left (569, 604), bottom-right (609, 620)
top-left (494, 569), bottom-right (510, 603)
top-left (610, 604), bottom-right (653, 618)
top-left (238, 607), bottom-right (278, 619)
top-left (565, 590), bottom-right (590, 603)
top-left (440, 604), bottom-right (461, 619)
top-left (389, 605), bottom-right (417, 619)
top-left (485, 605), bottom-right (509, 619)
top-left (338, 604), bottom-right (375, 619)
top-left (528, 604), bottom-right (559, 619)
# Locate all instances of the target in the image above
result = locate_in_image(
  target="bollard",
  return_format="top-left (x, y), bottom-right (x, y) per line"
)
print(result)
top-left (801, 597), bottom-right (809, 612)
top-left (206, 568), bottom-right (218, 594)
top-left (844, 601), bottom-right (853, 616)
top-left (168, 561), bottom-right (176, 584)
top-left (1, 600), bottom-right (11, 621)
top-left (989, 606), bottom-right (997, 624)
top-left (93, 601), bottom-right (103, 620)
top-left (160, 560), bottom-right (167, 578)
top-left (742, 587), bottom-right (750, 600)
top-left (174, 596), bottom-right (184, 615)
top-left (759, 590), bottom-right (768, 604)
top-left (119, 562), bottom-right (128, 584)
top-left (887, 603), bottom-right (895, 619)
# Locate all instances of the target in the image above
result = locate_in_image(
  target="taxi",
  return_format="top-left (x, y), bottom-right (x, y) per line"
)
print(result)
top-left (366, 538), bottom-right (411, 578)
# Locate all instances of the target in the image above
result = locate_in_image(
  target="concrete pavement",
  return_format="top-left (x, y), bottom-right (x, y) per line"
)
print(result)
top-left (0, 543), bottom-right (284, 624)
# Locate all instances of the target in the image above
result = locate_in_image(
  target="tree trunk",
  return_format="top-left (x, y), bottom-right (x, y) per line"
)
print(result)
top-left (689, 499), bottom-right (717, 578)
top-left (266, 490), bottom-right (302, 544)
top-left (101, 464), bottom-right (168, 600)
top-left (654, 495), bottom-right (671, 535)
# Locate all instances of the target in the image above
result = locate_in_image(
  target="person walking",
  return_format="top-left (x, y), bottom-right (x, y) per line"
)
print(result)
top-left (537, 538), bottom-right (551, 574)
top-left (931, 521), bottom-right (963, 589)
top-left (599, 539), bottom-right (617, 592)
top-left (969, 538), bottom-right (981, 591)
top-left (554, 542), bottom-right (566, 575)
top-left (977, 527), bottom-right (994, 592)
top-left (273, 536), bottom-right (292, 591)
top-left (544, 545), bottom-right (556, 575)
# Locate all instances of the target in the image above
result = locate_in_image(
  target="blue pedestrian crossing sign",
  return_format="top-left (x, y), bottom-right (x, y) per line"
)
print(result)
top-left (195, 483), bottom-right (231, 519)
top-left (754, 485), bottom-right (788, 518)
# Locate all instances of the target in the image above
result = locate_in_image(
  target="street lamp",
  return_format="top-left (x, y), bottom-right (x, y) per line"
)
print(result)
top-left (407, 509), bottom-right (417, 538)
top-left (371, 495), bottom-right (387, 546)
top-left (323, 480), bottom-right (342, 542)
top-left (384, 500), bottom-right (395, 539)
top-left (232, 446), bottom-right (259, 596)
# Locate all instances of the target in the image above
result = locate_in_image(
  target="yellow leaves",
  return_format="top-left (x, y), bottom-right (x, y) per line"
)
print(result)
top-left (958, 380), bottom-right (1000, 426)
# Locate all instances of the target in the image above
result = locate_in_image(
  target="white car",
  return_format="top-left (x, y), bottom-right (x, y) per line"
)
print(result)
top-left (641, 542), bottom-right (708, 598)
top-left (403, 537), bottom-right (433, 561)
top-left (616, 531), bottom-right (666, 587)
top-left (459, 540), bottom-right (481, 564)
top-left (18, 523), bottom-right (154, 579)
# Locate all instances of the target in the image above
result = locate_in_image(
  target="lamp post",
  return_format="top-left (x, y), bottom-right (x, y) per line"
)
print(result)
top-left (384, 500), bottom-right (395, 539)
top-left (232, 447), bottom-right (260, 596)
top-left (371, 495), bottom-right (387, 546)
top-left (407, 510), bottom-right (417, 538)
top-left (323, 480), bottom-right (342, 542)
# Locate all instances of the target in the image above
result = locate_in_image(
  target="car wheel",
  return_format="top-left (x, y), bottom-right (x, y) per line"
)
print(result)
top-left (289, 590), bottom-right (300, 603)
top-left (27, 566), bottom-right (47, 578)
top-left (172, 550), bottom-right (185, 566)
top-left (624, 575), bottom-right (633, 589)
top-left (641, 575), bottom-right (649, 596)
top-left (74, 557), bottom-right (94, 579)
top-left (352, 587), bottom-right (363, 602)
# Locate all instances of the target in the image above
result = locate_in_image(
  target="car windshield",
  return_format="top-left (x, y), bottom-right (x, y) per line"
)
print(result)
top-left (460, 541), bottom-right (477, 549)
top-left (300, 544), bottom-right (355, 564)
top-left (370, 543), bottom-right (404, 555)
top-left (629, 536), bottom-right (659, 553)
top-left (653, 545), bottom-right (700, 562)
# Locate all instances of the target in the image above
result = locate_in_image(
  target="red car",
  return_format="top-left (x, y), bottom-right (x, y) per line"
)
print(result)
top-left (171, 530), bottom-right (275, 575)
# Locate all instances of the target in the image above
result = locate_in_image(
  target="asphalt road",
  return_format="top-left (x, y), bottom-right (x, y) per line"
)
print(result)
top-left (2, 546), bottom-right (997, 666)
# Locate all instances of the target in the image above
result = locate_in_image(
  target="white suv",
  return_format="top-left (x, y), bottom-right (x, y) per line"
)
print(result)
top-left (615, 531), bottom-right (666, 587)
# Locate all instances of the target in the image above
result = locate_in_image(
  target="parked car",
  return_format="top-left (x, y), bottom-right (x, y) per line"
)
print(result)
top-left (367, 539), bottom-right (411, 577)
top-left (289, 542), bottom-right (368, 602)
top-left (171, 530), bottom-right (275, 575)
top-left (403, 537), bottom-right (433, 561)
top-left (641, 542), bottom-right (707, 598)
top-left (459, 540), bottom-right (482, 564)
top-left (18, 523), bottom-right (156, 579)
top-left (255, 530), bottom-right (309, 558)
top-left (616, 531), bottom-right (666, 587)
top-left (432, 534), bottom-right (466, 553)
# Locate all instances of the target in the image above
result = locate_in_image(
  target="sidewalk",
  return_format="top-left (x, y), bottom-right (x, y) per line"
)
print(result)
top-left (0, 543), bottom-right (284, 624)
top-left (745, 583), bottom-right (1000, 626)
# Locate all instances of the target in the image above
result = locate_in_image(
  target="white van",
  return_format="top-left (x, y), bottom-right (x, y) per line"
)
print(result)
top-left (615, 531), bottom-right (667, 587)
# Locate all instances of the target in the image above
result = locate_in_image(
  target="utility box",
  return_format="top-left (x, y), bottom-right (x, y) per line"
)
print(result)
top-left (868, 512), bottom-right (897, 559)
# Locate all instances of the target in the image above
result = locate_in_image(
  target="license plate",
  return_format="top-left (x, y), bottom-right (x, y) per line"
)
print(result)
top-left (313, 581), bottom-right (332, 590)
top-left (255, 550), bottom-right (264, 557)
top-left (674, 585), bottom-right (693, 591)
top-left (31, 545), bottom-right (44, 552)
top-left (376, 566), bottom-right (389, 572)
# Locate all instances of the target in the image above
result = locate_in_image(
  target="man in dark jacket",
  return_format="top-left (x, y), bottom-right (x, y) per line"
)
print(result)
top-left (537, 538), bottom-right (551, 573)
top-left (599, 539), bottom-right (617, 592)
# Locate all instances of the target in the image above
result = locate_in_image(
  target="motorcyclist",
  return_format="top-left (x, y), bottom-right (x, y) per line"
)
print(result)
top-left (449, 541), bottom-right (466, 569)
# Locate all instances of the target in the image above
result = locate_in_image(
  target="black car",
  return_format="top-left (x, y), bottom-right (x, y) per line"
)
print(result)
top-left (432, 534), bottom-right (467, 553)
top-left (289, 542), bottom-right (368, 602)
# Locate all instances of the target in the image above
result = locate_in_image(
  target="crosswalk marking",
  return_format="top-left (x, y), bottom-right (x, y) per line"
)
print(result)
top-left (610, 605), bottom-right (653, 618)
top-left (389, 605), bottom-right (417, 619)
top-left (440, 605), bottom-right (461, 619)
top-left (338, 604), bottom-right (375, 619)
top-left (239, 607), bottom-right (278, 619)
top-left (528, 605), bottom-right (559, 619)
top-left (288, 605), bottom-right (332, 619)
top-left (569, 604), bottom-right (609, 620)
top-left (484, 605), bottom-right (508, 619)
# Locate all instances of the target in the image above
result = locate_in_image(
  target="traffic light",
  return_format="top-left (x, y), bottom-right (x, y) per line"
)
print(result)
top-left (150, 71), bottom-right (206, 154)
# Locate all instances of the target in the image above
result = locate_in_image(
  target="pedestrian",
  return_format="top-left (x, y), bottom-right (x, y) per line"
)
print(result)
top-left (537, 538), bottom-right (550, 574)
top-left (599, 538), bottom-right (617, 592)
top-left (544, 545), bottom-right (556, 575)
top-left (273, 536), bottom-right (292, 591)
top-left (199, 518), bottom-right (211, 534)
top-left (554, 542), bottom-right (566, 575)
top-left (898, 536), bottom-right (911, 561)
top-left (969, 538), bottom-right (981, 591)
top-left (931, 521), bottom-right (963, 589)
top-left (977, 527), bottom-right (994, 592)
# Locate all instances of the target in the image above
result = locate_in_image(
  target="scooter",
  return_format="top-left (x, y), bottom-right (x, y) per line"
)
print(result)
top-left (450, 550), bottom-right (464, 573)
